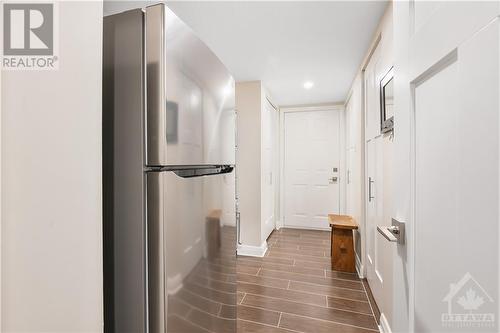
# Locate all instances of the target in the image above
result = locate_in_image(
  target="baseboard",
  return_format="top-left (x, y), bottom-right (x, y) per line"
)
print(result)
top-left (275, 220), bottom-right (283, 230)
top-left (362, 279), bottom-right (381, 326)
top-left (237, 241), bottom-right (268, 257)
top-left (355, 254), bottom-right (364, 278)
top-left (379, 313), bottom-right (392, 333)
top-left (281, 225), bottom-right (330, 232)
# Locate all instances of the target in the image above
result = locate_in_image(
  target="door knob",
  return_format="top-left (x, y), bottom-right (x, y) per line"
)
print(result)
top-left (377, 226), bottom-right (399, 242)
top-left (329, 176), bottom-right (338, 183)
top-left (377, 218), bottom-right (405, 245)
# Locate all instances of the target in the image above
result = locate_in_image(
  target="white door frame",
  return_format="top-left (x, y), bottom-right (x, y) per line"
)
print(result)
top-left (264, 95), bottom-right (279, 235)
top-left (278, 104), bottom-right (346, 230)
top-left (344, 82), bottom-right (367, 279)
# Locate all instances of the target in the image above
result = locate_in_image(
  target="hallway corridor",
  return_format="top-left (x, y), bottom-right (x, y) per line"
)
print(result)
top-left (237, 229), bottom-right (379, 332)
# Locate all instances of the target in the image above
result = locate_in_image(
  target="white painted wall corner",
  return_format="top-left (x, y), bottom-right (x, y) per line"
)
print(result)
top-left (355, 253), bottom-right (365, 278)
top-left (275, 220), bottom-right (283, 230)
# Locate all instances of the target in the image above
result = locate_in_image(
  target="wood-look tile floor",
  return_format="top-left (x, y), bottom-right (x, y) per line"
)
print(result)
top-left (237, 228), bottom-right (379, 333)
top-left (168, 226), bottom-right (238, 333)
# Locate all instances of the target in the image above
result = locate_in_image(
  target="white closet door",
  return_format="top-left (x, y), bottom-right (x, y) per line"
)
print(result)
top-left (363, 31), bottom-right (395, 327)
top-left (261, 99), bottom-right (278, 239)
top-left (392, 2), bottom-right (500, 332)
top-left (413, 16), bottom-right (499, 333)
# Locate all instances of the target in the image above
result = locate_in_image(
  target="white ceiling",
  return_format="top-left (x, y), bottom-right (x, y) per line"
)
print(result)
top-left (104, 1), bottom-right (387, 106)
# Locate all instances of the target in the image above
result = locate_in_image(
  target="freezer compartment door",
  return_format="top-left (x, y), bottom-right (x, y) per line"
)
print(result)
top-left (147, 170), bottom-right (237, 333)
top-left (145, 4), bottom-right (235, 167)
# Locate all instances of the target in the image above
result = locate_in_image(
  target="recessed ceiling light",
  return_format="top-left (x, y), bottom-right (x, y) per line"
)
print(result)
top-left (303, 81), bottom-right (314, 90)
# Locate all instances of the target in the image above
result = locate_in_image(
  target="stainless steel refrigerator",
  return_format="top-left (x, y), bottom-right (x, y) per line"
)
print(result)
top-left (103, 4), bottom-right (237, 332)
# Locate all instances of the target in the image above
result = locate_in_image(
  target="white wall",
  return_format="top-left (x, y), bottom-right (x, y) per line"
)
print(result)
top-left (236, 81), bottom-right (263, 252)
top-left (236, 81), bottom-right (279, 256)
top-left (1, 1), bottom-right (103, 331)
top-left (391, 3), bottom-right (411, 330)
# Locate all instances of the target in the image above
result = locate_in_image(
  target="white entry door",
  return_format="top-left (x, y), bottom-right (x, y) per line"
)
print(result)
top-left (392, 2), bottom-right (499, 332)
top-left (283, 109), bottom-right (341, 230)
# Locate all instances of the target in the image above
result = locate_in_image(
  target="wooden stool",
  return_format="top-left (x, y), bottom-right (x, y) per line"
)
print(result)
top-left (329, 214), bottom-right (358, 273)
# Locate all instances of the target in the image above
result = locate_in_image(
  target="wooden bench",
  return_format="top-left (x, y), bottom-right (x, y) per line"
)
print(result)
top-left (328, 214), bottom-right (358, 273)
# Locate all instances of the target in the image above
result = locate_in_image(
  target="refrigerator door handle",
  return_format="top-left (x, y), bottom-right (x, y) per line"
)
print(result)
top-left (170, 165), bottom-right (234, 178)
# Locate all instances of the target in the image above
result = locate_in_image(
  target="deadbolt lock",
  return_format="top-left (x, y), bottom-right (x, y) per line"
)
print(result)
top-left (329, 176), bottom-right (338, 183)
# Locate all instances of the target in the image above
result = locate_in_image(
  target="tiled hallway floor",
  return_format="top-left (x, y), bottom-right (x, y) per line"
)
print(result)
top-left (237, 228), bottom-right (379, 333)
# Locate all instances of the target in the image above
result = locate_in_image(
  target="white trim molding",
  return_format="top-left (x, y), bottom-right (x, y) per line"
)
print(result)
top-left (279, 225), bottom-right (330, 232)
top-left (237, 241), bottom-right (268, 257)
top-left (275, 221), bottom-right (283, 230)
top-left (379, 313), bottom-right (392, 333)
top-left (355, 253), bottom-right (365, 278)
